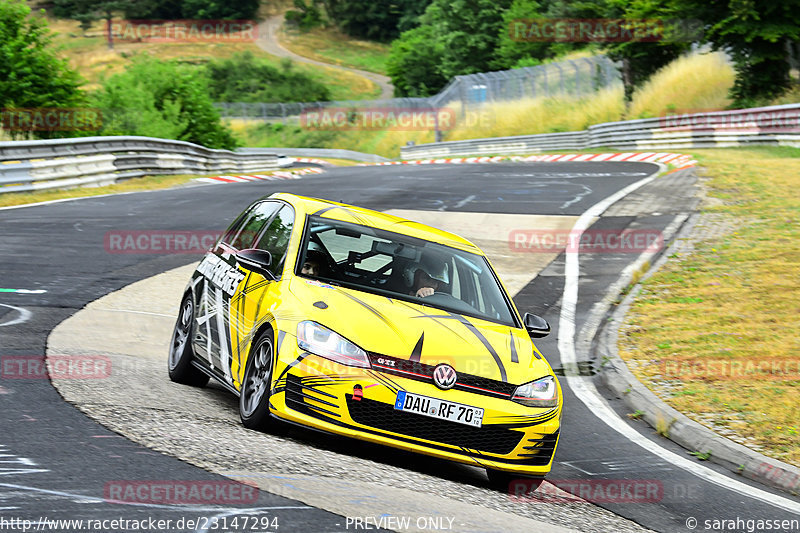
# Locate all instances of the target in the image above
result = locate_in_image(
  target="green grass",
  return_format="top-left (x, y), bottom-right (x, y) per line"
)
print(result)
top-left (230, 120), bottom-right (436, 159)
top-left (619, 147), bottom-right (800, 466)
top-left (0, 174), bottom-right (199, 208)
top-left (44, 17), bottom-right (379, 100)
top-left (281, 26), bottom-right (391, 75)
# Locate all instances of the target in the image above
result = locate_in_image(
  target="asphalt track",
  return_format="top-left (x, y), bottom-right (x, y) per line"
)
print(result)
top-left (1, 162), bottom-right (798, 532)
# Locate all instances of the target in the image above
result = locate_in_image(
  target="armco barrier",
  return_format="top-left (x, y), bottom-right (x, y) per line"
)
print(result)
top-left (0, 136), bottom-right (282, 194)
top-left (401, 103), bottom-right (800, 159)
top-left (238, 147), bottom-right (389, 163)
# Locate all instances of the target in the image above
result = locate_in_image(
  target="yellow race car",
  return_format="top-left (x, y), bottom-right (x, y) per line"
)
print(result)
top-left (168, 193), bottom-right (561, 488)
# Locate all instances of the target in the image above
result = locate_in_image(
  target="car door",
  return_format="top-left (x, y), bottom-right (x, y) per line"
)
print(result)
top-left (228, 203), bottom-right (296, 387)
top-left (192, 201), bottom-right (280, 384)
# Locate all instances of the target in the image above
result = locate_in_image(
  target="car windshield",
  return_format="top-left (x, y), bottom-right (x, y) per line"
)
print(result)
top-left (296, 215), bottom-right (517, 327)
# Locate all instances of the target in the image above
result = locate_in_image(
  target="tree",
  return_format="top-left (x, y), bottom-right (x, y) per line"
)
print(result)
top-left (178, 0), bottom-right (262, 19)
top-left (52, 0), bottom-right (137, 49)
top-left (0, 0), bottom-right (85, 138)
top-left (322, 0), bottom-right (432, 42)
top-left (493, 0), bottom-right (551, 70)
top-left (673, 0), bottom-right (800, 106)
top-left (386, 24), bottom-right (447, 96)
top-left (387, 0), bottom-right (511, 96)
top-left (431, 0), bottom-right (513, 79)
top-left (92, 55), bottom-right (239, 149)
top-left (601, 0), bottom-right (691, 102)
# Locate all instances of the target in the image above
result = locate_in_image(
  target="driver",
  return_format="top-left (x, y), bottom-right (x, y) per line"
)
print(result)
top-left (300, 249), bottom-right (325, 277)
top-left (404, 254), bottom-right (449, 298)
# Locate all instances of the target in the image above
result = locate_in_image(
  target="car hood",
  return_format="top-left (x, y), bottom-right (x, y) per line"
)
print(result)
top-left (287, 277), bottom-right (553, 384)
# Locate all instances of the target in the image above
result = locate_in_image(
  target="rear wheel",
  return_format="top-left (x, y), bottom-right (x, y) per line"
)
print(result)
top-left (486, 469), bottom-right (544, 493)
top-left (168, 294), bottom-right (208, 387)
top-left (239, 330), bottom-right (275, 431)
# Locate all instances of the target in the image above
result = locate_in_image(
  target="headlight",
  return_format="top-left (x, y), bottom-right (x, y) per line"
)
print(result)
top-left (511, 375), bottom-right (558, 408)
top-left (296, 321), bottom-right (370, 368)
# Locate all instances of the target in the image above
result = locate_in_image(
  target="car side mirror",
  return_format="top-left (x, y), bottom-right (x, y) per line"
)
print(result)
top-left (237, 249), bottom-right (273, 278)
top-left (523, 313), bottom-right (550, 338)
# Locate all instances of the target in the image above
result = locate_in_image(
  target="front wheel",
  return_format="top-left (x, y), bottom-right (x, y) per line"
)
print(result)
top-left (239, 330), bottom-right (275, 431)
top-left (168, 294), bottom-right (209, 387)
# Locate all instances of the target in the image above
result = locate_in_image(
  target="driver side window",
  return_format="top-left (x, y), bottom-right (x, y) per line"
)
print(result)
top-left (254, 205), bottom-right (295, 278)
top-left (227, 201), bottom-right (280, 250)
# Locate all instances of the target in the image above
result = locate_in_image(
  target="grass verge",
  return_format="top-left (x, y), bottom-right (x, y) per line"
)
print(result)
top-left (0, 174), bottom-right (199, 208)
top-left (280, 26), bottom-right (391, 75)
top-left (618, 147), bottom-right (800, 466)
top-left (231, 120), bottom-right (435, 159)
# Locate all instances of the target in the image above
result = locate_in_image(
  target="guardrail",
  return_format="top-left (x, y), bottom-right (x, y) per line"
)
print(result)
top-left (238, 147), bottom-right (389, 163)
top-left (400, 103), bottom-right (800, 159)
top-left (0, 136), bottom-right (282, 194)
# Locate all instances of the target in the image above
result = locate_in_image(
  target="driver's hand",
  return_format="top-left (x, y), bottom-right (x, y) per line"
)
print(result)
top-left (416, 287), bottom-right (435, 298)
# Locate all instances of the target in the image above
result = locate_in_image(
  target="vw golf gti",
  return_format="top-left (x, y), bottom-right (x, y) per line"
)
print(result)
top-left (168, 193), bottom-right (562, 488)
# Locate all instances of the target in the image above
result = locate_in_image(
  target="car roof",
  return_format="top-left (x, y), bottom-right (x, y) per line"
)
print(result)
top-left (268, 192), bottom-right (483, 254)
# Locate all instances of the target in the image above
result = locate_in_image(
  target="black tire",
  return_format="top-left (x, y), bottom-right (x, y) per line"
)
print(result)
top-left (168, 294), bottom-right (209, 387)
top-left (239, 329), bottom-right (275, 431)
top-left (486, 469), bottom-right (544, 493)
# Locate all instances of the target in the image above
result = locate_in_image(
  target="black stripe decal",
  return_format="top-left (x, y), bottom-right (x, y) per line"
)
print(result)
top-left (339, 291), bottom-right (405, 339)
top-left (394, 300), bottom-right (474, 344)
top-left (449, 312), bottom-right (507, 382)
top-left (409, 333), bottom-right (424, 362)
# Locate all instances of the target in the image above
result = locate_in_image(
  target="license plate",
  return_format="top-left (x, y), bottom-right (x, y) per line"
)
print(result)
top-left (394, 391), bottom-right (483, 428)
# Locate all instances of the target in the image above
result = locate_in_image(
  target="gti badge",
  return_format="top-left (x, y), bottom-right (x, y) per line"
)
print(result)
top-left (433, 363), bottom-right (457, 390)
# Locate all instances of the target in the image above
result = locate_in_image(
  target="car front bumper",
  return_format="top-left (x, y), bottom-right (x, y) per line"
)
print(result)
top-left (270, 345), bottom-right (562, 477)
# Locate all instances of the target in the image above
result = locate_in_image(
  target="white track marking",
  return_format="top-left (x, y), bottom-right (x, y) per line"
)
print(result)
top-left (454, 195), bottom-right (476, 209)
top-left (0, 304), bottom-right (31, 327)
top-left (557, 165), bottom-right (800, 514)
top-left (94, 308), bottom-right (174, 318)
top-left (0, 289), bottom-right (46, 294)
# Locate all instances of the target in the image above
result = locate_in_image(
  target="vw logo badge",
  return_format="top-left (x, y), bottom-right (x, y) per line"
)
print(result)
top-left (433, 364), bottom-right (457, 390)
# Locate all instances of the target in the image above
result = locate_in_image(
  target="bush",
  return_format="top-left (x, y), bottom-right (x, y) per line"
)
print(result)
top-left (204, 52), bottom-right (330, 103)
top-left (285, 0), bottom-right (323, 31)
top-left (92, 55), bottom-right (238, 149)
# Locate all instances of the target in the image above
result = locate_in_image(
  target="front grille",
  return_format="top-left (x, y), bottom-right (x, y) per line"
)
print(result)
top-left (368, 353), bottom-right (516, 399)
top-left (517, 432), bottom-right (559, 465)
top-left (346, 396), bottom-right (524, 455)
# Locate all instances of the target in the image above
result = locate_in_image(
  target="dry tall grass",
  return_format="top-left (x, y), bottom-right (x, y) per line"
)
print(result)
top-left (445, 86), bottom-right (625, 141)
top-left (627, 51), bottom-right (735, 118)
top-left (436, 52), bottom-right (736, 143)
